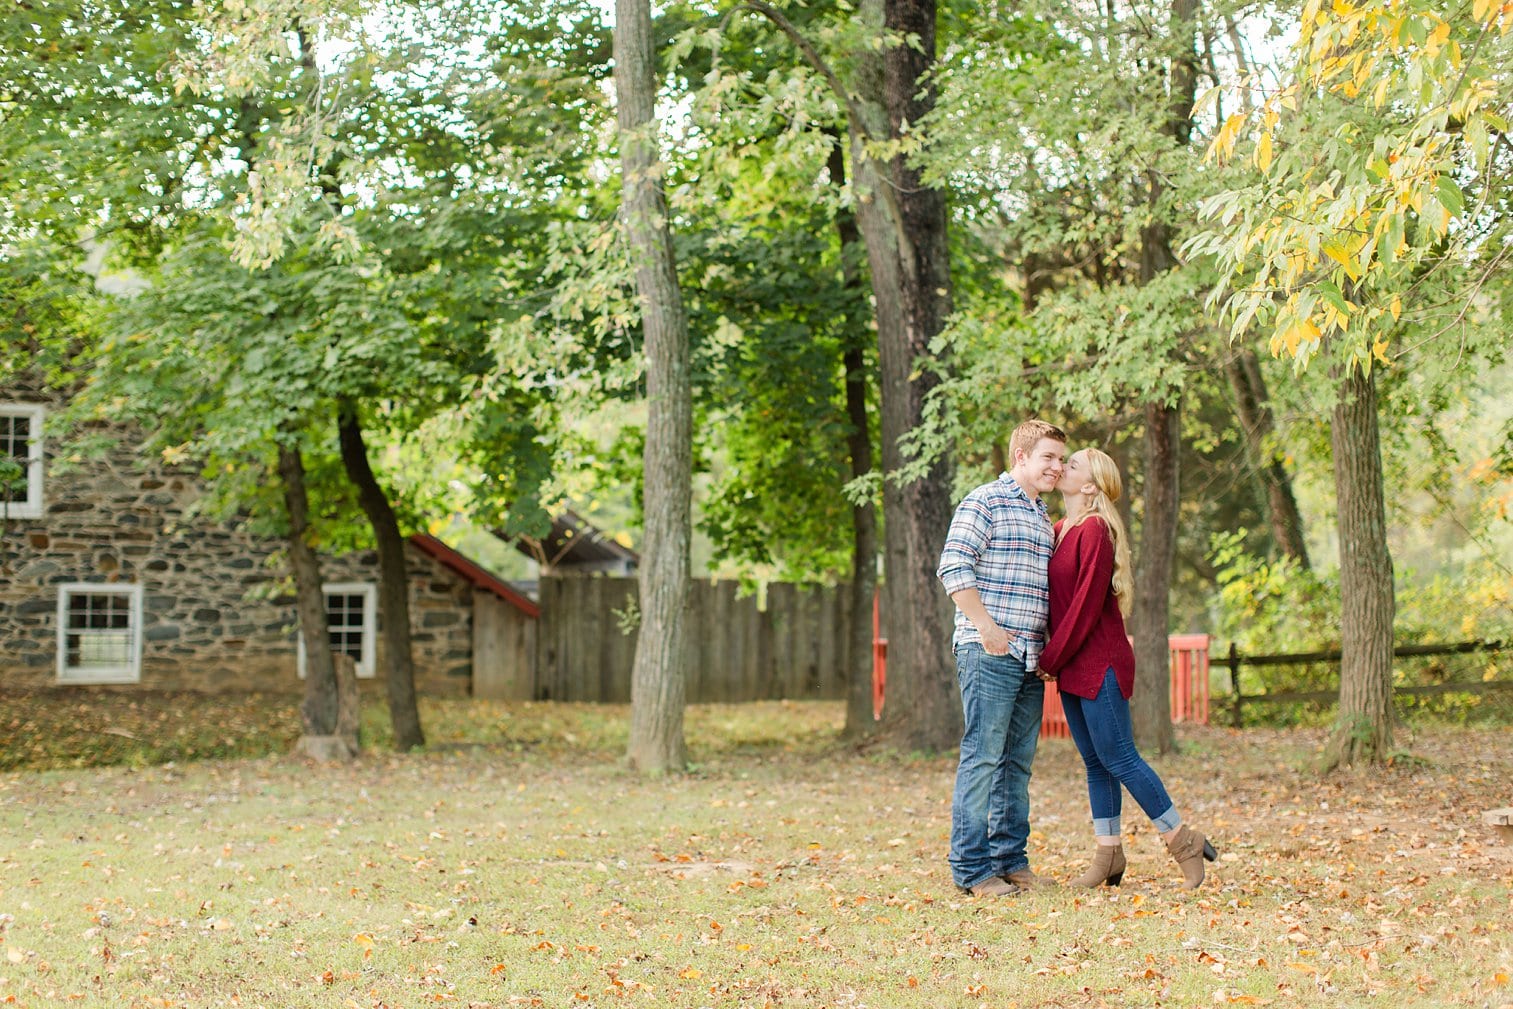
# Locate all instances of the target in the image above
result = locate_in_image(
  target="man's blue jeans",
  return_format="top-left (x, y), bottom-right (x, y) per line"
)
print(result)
top-left (949, 643), bottom-right (1044, 890)
top-left (1060, 667), bottom-right (1180, 838)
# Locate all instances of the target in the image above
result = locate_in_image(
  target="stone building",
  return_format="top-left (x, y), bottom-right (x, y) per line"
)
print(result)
top-left (0, 378), bottom-right (538, 695)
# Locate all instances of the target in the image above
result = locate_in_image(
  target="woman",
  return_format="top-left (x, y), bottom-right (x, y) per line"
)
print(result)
top-left (1037, 448), bottom-right (1217, 889)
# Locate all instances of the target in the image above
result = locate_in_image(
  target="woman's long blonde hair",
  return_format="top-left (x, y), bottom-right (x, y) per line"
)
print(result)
top-left (1062, 448), bottom-right (1135, 616)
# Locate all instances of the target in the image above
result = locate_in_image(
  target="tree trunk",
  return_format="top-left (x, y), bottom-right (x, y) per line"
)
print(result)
top-left (1130, 399), bottom-right (1179, 754)
top-left (616, 0), bottom-right (691, 774)
top-left (829, 139), bottom-right (880, 739)
top-left (1126, 0), bottom-right (1198, 754)
top-left (1325, 365), bottom-right (1396, 768)
top-left (1226, 349), bottom-right (1311, 568)
top-left (337, 404), bottom-right (424, 751)
top-left (279, 444), bottom-right (338, 740)
top-left (847, 0), bottom-right (957, 752)
top-left (1129, 210), bottom-right (1180, 757)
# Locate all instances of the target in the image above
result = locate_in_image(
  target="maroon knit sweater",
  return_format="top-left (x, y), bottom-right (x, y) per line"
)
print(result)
top-left (1038, 516), bottom-right (1136, 700)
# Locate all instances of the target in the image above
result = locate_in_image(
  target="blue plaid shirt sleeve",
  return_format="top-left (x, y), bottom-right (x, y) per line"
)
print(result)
top-left (937, 493), bottom-right (992, 596)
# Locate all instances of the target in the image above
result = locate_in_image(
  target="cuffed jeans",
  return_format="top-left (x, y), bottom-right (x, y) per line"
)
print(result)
top-left (949, 643), bottom-right (1044, 889)
top-left (1061, 667), bottom-right (1181, 838)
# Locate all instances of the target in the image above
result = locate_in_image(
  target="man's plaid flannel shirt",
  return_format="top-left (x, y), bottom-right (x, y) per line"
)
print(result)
top-left (936, 474), bottom-right (1054, 670)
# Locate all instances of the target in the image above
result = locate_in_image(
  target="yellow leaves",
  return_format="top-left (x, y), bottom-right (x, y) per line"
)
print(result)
top-left (353, 932), bottom-right (375, 959)
top-left (1211, 114), bottom-right (1247, 164)
top-left (1272, 316), bottom-right (1322, 359)
top-left (678, 967), bottom-right (702, 980)
top-left (1321, 241), bottom-right (1361, 281)
top-left (1372, 338), bottom-right (1391, 364)
top-left (1255, 132), bottom-right (1274, 174)
top-left (1472, 0), bottom-right (1498, 25)
top-left (1389, 293), bottom-right (1402, 321)
top-left (1425, 18), bottom-right (1451, 57)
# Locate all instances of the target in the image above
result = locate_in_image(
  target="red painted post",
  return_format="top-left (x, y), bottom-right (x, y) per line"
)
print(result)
top-left (1166, 634), bottom-right (1210, 724)
top-left (1041, 680), bottom-right (1069, 739)
top-left (1055, 634), bottom-right (1211, 732)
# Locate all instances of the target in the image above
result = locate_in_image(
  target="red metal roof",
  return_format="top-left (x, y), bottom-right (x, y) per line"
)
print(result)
top-left (407, 534), bottom-right (540, 618)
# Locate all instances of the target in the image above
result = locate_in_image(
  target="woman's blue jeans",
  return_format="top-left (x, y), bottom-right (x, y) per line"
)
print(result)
top-left (949, 643), bottom-right (1044, 889)
top-left (1060, 667), bottom-right (1180, 838)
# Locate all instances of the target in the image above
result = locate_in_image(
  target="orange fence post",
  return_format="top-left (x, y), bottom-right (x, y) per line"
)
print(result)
top-left (1166, 634), bottom-right (1210, 724)
top-left (1050, 634), bottom-right (1212, 733)
top-left (1041, 680), bottom-right (1069, 739)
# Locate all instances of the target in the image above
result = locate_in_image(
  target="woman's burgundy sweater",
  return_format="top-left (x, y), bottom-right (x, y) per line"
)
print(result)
top-left (1038, 516), bottom-right (1136, 700)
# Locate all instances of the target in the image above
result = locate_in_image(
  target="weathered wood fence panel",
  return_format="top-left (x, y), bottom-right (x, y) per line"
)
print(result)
top-left (533, 576), bottom-right (857, 703)
top-left (472, 593), bottom-right (536, 701)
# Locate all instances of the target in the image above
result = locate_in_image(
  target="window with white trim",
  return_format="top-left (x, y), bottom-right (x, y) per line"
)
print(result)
top-left (56, 584), bottom-right (143, 684)
top-left (0, 403), bottom-right (45, 519)
top-left (297, 582), bottom-right (378, 679)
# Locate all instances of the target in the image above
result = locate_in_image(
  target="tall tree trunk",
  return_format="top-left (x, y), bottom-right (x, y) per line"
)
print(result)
top-left (1325, 365), bottom-right (1395, 768)
top-left (1130, 399), bottom-right (1179, 754)
top-left (1127, 0), bottom-right (1199, 754)
top-left (745, 0), bottom-right (954, 748)
top-left (337, 404), bottom-right (424, 751)
top-left (854, 0), bottom-right (958, 752)
top-left (829, 139), bottom-right (880, 738)
top-left (616, 0), bottom-right (691, 774)
top-left (1226, 349), bottom-right (1311, 567)
top-left (278, 444), bottom-right (338, 740)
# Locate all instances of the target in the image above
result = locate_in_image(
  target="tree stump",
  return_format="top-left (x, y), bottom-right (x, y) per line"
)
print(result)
top-left (294, 653), bottom-right (361, 761)
top-left (1483, 808), bottom-right (1513, 844)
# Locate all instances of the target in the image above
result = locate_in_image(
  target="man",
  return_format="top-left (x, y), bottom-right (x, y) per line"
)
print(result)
top-left (936, 419), bottom-right (1066, 896)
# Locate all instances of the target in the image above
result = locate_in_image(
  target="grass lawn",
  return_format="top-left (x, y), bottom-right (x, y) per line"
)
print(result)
top-left (0, 694), bottom-right (1509, 1008)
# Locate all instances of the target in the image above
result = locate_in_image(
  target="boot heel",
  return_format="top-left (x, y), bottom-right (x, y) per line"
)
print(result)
top-left (1202, 840), bottom-right (1217, 862)
top-left (1105, 870), bottom-right (1124, 886)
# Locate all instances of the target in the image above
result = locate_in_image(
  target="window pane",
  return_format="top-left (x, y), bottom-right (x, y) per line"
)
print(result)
top-left (67, 630), bottom-right (131, 668)
top-left (0, 415), bottom-right (31, 504)
top-left (62, 591), bottom-right (136, 674)
top-left (322, 590), bottom-right (368, 666)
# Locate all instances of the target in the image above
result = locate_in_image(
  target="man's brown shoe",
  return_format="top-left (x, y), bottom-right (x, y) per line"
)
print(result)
top-left (966, 876), bottom-right (1020, 897)
top-left (1004, 868), bottom-right (1056, 889)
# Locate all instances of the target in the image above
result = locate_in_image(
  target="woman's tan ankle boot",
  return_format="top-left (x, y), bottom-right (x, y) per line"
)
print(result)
top-left (1164, 825), bottom-right (1218, 889)
top-left (1073, 844), bottom-right (1126, 887)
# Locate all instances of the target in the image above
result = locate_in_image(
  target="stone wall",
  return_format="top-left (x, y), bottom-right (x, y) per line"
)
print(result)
top-left (1, 380), bottom-right (475, 696)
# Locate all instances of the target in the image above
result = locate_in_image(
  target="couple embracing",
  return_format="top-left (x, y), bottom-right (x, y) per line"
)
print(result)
top-left (936, 419), bottom-right (1218, 897)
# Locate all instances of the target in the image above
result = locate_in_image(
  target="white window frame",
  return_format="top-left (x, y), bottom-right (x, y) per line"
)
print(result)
top-left (297, 581), bottom-right (378, 680)
top-left (56, 583), bottom-right (144, 685)
top-left (0, 402), bottom-right (45, 519)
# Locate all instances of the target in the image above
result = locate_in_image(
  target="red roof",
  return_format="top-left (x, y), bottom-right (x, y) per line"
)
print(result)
top-left (408, 534), bottom-right (540, 618)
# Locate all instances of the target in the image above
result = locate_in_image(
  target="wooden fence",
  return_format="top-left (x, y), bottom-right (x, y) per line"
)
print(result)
top-left (1220, 639), bottom-right (1508, 726)
top-left (531, 576), bottom-right (859, 703)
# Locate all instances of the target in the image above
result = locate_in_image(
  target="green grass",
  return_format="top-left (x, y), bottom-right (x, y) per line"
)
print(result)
top-left (0, 694), bottom-right (1509, 1008)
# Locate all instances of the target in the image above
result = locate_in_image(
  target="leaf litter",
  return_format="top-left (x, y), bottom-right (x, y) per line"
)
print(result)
top-left (0, 701), bottom-right (1507, 1008)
